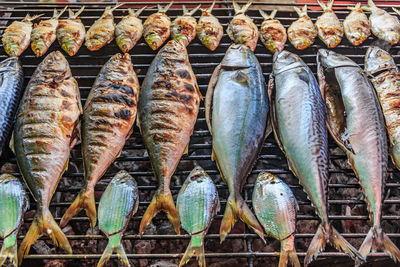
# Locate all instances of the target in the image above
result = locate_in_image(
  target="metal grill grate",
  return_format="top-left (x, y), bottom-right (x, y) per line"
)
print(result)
top-left (1, 1), bottom-right (400, 266)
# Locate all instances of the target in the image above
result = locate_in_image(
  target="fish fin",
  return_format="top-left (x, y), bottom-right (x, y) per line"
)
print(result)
top-left (205, 64), bottom-right (221, 135)
top-left (9, 132), bottom-right (15, 155)
top-left (347, 3), bottom-right (361, 11)
top-left (220, 194), bottom-right (265, 244)
top-left (159, 2), bottom-right (173, 13)
top-left (187, 5), bottom-right (201, 16)
top-left (130, 6), bottom-right (146, 17)
top-left (60, 188), bottom-right (97, 231)
top-left (18, 208), bottom-right (72, 265)
top-left (70, 6), bottom-right (85, 19)
top-left (108, 3), bottom-right (124, 13)
top-left (97, 234), bottom-right (130, 267)
top-left (327, 0), bottom-right (334, 9)
top-left (54, 6), bottom-right (68, 19)
top-left (237, 1), bottom-right (252, 15)
top-left (393, 7), bottom-right (400, 16)
top-left (279, 236), bottom-right (300, 267)
top-left (304, 224), bottom-right (327, 266)
top-left (268, 76), bottom-right (285, 153)
top-left (182, 5), bottom-right (188, 15)
top-left (179, 233), bottom-right (205, 267)
top-left (317, 0), bottom-right (327, 11)
top-left (139, 188), bottom-right (180, 235)
top-left (294, 5), bottom-right (307, 17)
top-left (207, 0), bottom-right (216, 14)
top-left (0, 233), bottom-right (17, 267)
top-left (259, 9), bottom-right (277, 20)
top-left (183, 144), bottom-right (189, 155)
top-left (233, 70), bottom-right (249, 85)
top-left (23, 14), bottom-right (44, 22)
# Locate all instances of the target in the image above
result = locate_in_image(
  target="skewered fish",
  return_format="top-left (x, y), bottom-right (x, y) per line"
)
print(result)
top-left (196, 0), bottom-right (223, 51)
top-left (344, 3), bottom-right (371, 46)
top-left (56, 7), bottom-right (85, 56)
top-left (143, 2), bottom-right (173, 50)
top-left (288, 5), bottom-right (317, 50)
top-left (171, 5), bottom-right (201, 47)
top-left (115, 7), bottom-right (146, 53)
top-left (259, 9), bottom-right (287, 54)
top-left (315, 0), bottom-right (343, 48)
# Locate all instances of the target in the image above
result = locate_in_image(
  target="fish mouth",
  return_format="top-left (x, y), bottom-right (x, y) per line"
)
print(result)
top-left (364, 46), bottom-right (396, 75)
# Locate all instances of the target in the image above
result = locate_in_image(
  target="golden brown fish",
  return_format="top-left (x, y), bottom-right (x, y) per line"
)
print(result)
top-left (288, 5), bottom-right (317, 50)
top-left (56, 7), bottom-right (86, 56)
top-left (143, 2), bottom-right (173, 50)
top-left (196, 0), bottom-right (223, 51)
top-left (315, 0), bottom-right (344, 48)
top-left (171, 5), bottom-right (201, 46)
top-left (115, 7), bottom-right (146, 53)
top-left (344, 3), bottom-right (371, 46)
top-left (259, 9), bottom-right (287, 54)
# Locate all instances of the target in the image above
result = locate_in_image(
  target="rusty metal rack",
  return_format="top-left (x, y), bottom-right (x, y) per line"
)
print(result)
top-left (1, 1), bottom-right (400, 266)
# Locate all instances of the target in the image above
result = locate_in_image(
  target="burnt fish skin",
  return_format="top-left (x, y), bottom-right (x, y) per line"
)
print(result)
top-left (271, 50), bottom-right (363, 266)
top-left (253, 172), bottom-right (300, 267)
top-left (138, 40), bottom-right (201, 235)
top-left (97, 170), bottom-right (139, 267)
top-left (317, 49), bottom-right (400, 264)
top-left (205, 44), bottom-right (268, 243)
top-left (56, 7), bottom-right (86, 56)
top-left (0, 174), bottom-right (29, 267)
top-left (315, 0), bottom-right (344, 48)
top-left (115, 7), bottom-right (146, 53)
top-left (143, 2), bottom-right (173, 50)
top-left (344, 3), bottom-right (371, 46)
top-left (177, 166), bottom-right (220, 267)
top-left (12, 51), bottom-right (82, 263)
top-left (60, 53), bottom-right (139, 230)
top-left (196, 0), bottom-right (223, 51)
top-left (0, 57), bottom-right (24, 157)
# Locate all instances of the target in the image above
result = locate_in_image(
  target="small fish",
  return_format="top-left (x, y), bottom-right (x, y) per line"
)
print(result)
top-left (227, 1), bottom-right (258, 51)
top-left (0, 174), bottom-right (29, 267)
top-left (143, 2), bottom-right (173, 50)
top-left (85, 3), bottom-right (124, 51)
top-left (0, 57), bottom-right (24, 157)
top-left (97, 170), bottom-right (139, 267)
top-left (259, 9), bottom-right (287, 54)
top-left (363, 0), bottom-right (400, 44)
top-left (315, 0), bottom-right (344, 48)
top-left (2, 14), bottom-right (43, 57)
top-left (177, 166), bottom-right (220, 267)
top-left (31, 7), bottom-right (68, 57)
top-left (196, 0), bottom-right (223, 51)
top-left (343, 3), bottom-right (371, 46)
top-left (60, 53), bottom-right (139, 230)
top-left (115, 7), bottom-right (146, 53)
top-left (57, 7), bottom-right (86, 56)
top-left (253, 172), bottom-right (300, 267)
top-left (288, 5), bottom-right (317, 50)
top-left (171, 5), bottom-right (201, 47)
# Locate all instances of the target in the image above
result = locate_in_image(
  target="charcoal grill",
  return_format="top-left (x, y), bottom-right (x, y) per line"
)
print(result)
top-left (1, 1), bottom-right (400, 266)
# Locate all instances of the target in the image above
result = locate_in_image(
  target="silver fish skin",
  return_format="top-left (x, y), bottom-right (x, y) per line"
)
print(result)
top-left (177, 166), bottom-right (220, 267)
top-left (0, 57), bottom-right (24, 157)
top-left (271, 50), bottom-right (362, 266)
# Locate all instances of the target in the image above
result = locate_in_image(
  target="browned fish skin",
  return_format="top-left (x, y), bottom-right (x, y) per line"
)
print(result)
top-left (115, 7), bottom-right (146, 53)
top-left (171, 5), bottom-right (200, 47)
top-left (344, 3), bottom-right (371, 46)
top-left (288, 5), bottom-right (317, 50)
top-left (315, 0), bottom-right (344, 48)
top-left (59, 53), bottom-right (139, 230)
top-left (259, 9), bottom-right (287, 53)
top-left (57, 7), bottom-right (86, 56)
top-left (196, 0), bottom-right (223, 51)
top-left (138, 40), bottom-right (201, 235)
top-left (144, 3), bottom-right (173, 50)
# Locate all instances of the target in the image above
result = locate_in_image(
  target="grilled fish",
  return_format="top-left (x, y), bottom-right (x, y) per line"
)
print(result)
top-left (12, 51), bottom-right (82, 263)
top-left (85, 3), bottom-right (124, 51)
top-left (0, 57), bottom-right (24, 157)
top-left (253, 172), bottom-right (300, 267)
top-left (227, 1), bottom-right (258, 51)
top-left (317, 49), bottom-right (400, 265)
top-left (138, 40), bottom-right (201, 235)
top-left (271, 50), bottom-right (363, 266)
top-left (363, 0), bottom-right (400, 45)
top-left (344, 3), bottom-right (371, 46)
top-left (97, 170), bottom-right (139, 267)
top-left (31, 7), bottom-right (67, 57)
top-left (115, 7), bottom-right (146, 53)
top-left (143, 2), bottom-right (173, 50)
top-left (196, 0), bottom-right (223, 51)
top-left (288, 5), bottom-right (317, 50)
top-left (259, 9), bottom-right (287, 54)
top-left (2, 14), bottom-right (43, 57)
top-left (171, 5), bottom-right (201, 47)
top-left (57, 7), bottom-right (85, 56)
top-left (205, 44), bottom-right (268, 242)
top-left (177, 166), bottom-right (220, 267)
top-left (0, 174), bottom-right (29, 267)
top-left (60, 53), bottom-right (139, 230)
top-left (315, 0), bottom-right (343, 48)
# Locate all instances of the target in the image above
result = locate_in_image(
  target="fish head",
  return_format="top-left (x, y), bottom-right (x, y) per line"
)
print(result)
top-left (145, 33), bottom-right (163, 50)
top-left (43, 51), bottom-right (70, 72)
top-left (221, 44), bottom-right (253, 68)
top-left (273, 50), bottom-right (305, 74)
top-left (4, 43), bottom-right (21, 57)
top-left (0, 174), bottom-right (18, 184)
top-left (116, 35), bottom-right (134, 53)
top-left (365, 47), bottom-right (397, 75)
top-left (317, 49), bottom-right (358, 69)
top-left (0, 56), bottom-right (19, 71)
top-left (256, 172), bottom-right (282, 185)
top-left (187, 166), bottom-right (208, 183)
top-left (111, 170), bottom-right (136, 185)
top-left (384, 31), bottom-right (400, 45)
top-left (31, 39), bottom-right (46, 57)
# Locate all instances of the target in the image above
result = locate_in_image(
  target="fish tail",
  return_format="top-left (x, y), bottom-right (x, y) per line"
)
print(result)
top-left (0, 233), bottom-right (18, 267)
top-left (60, 188), bottom-right (96, 230)
top-left (393, 7), bottom-right (400, 16)
top-left (220, 194), bottom-right (265, 243)
top-left (18, 207), bottom-right (72, 265)
top-left (139, 188), bottom-right (180, 235)
top-left (259, 9), bottom-right (277, 20)
top-left (279, 236), bottom-right (300, 267)
top-left (179, 233), bottom-right (205, 267)
top-left (347, 3), bottom-right (361, 11)
top-left (97, 234), bottom-right (129, 267)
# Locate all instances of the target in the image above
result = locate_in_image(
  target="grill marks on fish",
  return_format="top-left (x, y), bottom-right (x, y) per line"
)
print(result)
top-left (288, 6), bottom-right (317, 50)
top-left (115, 7), bottom-right (145, 53)
top-left (344, 3), bottom-right (371, 46)
top-left (56, 7), bottom-right (86, 56)
top-left (315, 0), bottom-right (344, 48)
top-left (259, 10), bottom-right (287, 54)
top-left (196, 1), bottom-right (223, 51)
top-left (143, 3), bottom-right (173, 50)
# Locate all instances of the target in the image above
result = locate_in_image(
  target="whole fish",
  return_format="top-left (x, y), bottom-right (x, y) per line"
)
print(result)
top-left (85, 3), bottom-right (124, 51)
top-left (205, 44), bottom-right (268, 242)
top-left (317, 49), bottom-right (400, 264)
top-left (0, 57), bottom-right (24, 157)
top-left (259, 9), bottom-right (287, 54)
top-left (143, 2), bottom-right (173, 50)
top-left (115, 7), bottom-right (146, 53)
top-left (315, 0), bottom-right (343, 48)
top-left (2, 14), bottom-right (43, 57)
top-left (57, 7), bottom-right (86, 56)
top-left (365, 47), bottom-right (400, 171)
top-left (252, 172), bottom-right (300, 267)
top-left (271, 50), bottom-right (363, 266)
top-left (288, 5), bottom-right (317, 50)
top-left (196, 0), bottom-right (223, 51)
top-left (0, 174), bottom-right (29, 267)
top-left (138, 40), bottom-right (201, 235)
top-left (97, 170), bottom-right (139, 267)
top-left (31, 7), bottom-right (67, 57)
top-left (343, 3), bottom-right (371, 46)
top-left (177, 166), bottom-right (220, 267)
top-left (171, 5), bottom-right (201, 47)
top-left (60, 53), bottom-right (139, 230)
top-left (227, 1), bottom-right (258, 51)
top-left (363, 0), bottom-right (400, 44)
top-left (12, 51), bottom-right (82, 263)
